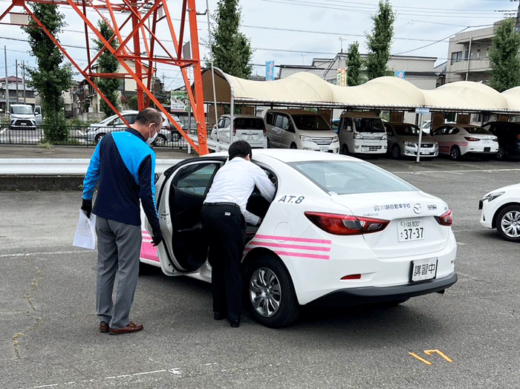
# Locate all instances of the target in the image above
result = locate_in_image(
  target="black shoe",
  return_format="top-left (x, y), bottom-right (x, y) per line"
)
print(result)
top-left (229, 320), bottom-right (240, 328)
top-left (214, 312), bottom-right (226, 320)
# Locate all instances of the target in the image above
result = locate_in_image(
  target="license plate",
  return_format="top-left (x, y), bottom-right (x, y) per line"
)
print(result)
top-left (420, 150), bottom-right (430, 155)
top-left (398, 220), bottom-right (424, 242)
top-left (410, 258), bottom-right (438, 282)
top-left (21, 123), bottom-right (26, 126)
top-left (320, 146), bottom-right (329, 152)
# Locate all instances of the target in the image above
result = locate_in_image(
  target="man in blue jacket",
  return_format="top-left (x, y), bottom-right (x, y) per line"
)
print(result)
top-left (81, 108), bottom-right (163, 335)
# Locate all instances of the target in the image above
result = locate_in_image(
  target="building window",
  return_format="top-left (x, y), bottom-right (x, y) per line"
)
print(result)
top-left (451, 51), bottom-right (463, 64)
top-left (476, 49), bottom-right (480, 59)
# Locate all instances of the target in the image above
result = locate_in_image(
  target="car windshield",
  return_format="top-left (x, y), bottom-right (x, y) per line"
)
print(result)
top-left (394, 125), bottom-right (422, 136)
top-left (354, 118), bottom-right (385, 133)
top-left (11, 106), bottom-right (33, 115)
top-left (292, 115), bottom-right (331, 131)
top-left (290, 161), bottom-right (416, 195)
top-left (464, 126), bottom-right (490, 135)
top-left (234, 117), bottom-right (265, 130)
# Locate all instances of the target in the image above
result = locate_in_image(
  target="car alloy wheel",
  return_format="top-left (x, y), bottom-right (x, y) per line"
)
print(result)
top-left (246, 255), bottom-right (300, 328)
top-left (450, 146), bottom-right (461, 160)
top-left (496, 205), bottom-right (520, 242)
top-left (153, 134), bottom-right (167, 147)
top-left (94, 133), bottom-right (105, 144)
top-left (250, 267), bottom-right (281, 318)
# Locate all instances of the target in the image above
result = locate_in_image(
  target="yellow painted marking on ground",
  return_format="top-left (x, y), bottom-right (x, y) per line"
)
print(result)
top-left (425, 350), bottom-right (453, 362)
top-left (409, 352), bottom-right (432, 365)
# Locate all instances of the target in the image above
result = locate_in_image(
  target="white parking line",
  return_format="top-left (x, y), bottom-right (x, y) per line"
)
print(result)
top-left (0, 250), bottom-right (87, 258)
top-left (393, 168), bottom-right (520, 175)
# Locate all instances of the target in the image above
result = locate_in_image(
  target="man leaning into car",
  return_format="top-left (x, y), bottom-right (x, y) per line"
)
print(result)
top-left (201, 140), bottom-right (276, 328)
top-left (81, 108), bottom-right (164, 335)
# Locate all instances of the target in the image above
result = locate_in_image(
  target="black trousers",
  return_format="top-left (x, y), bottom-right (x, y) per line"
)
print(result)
top-left (200, 203), bottom-right (246, 322)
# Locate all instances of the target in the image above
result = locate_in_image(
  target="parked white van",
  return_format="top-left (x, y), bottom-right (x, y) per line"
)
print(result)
top-left (264, 109), bottom-right (339, 153)
top-left (338, 112), bottom-right (387, 155)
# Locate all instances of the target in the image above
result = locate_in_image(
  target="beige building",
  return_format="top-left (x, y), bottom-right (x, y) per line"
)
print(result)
top-left (279, 53), bottom-right (438, 90)
top-left (445, 22), bottom-right (501, 84)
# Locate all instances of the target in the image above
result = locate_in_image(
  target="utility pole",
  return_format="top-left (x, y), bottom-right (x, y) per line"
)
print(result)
top-left (4, 46), bottom-right (9, 115)
top-left (15, 59), bottom-right (18, 103)
top-left (22, 60), bottom-right (26, 104)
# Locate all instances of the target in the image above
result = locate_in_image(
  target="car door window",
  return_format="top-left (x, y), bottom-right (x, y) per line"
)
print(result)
top-left (223, 118), bottom-right (231, 128)
top-left (275, 114), bottom-right (289, 130)
top-left (174, 163), bottom-right (220, 196)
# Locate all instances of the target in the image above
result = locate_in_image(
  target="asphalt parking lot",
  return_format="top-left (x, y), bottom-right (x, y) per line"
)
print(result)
top-left (1, 155), bottom-right (520, 388)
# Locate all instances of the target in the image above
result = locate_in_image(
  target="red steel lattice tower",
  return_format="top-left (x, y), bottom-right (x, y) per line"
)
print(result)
top-left (0, 0), bottom-right (209, 154)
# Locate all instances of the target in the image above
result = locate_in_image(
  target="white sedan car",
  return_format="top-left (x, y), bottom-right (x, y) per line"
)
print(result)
top-left (141, 150), bottom-right (458, 328)
top-left (479, 183), bottom-right (520, 242)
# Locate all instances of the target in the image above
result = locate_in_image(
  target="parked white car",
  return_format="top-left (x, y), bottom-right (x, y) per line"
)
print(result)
top-left (479, 183), bottom-right (520, 242)
top-left (338, 111), bottom-right (387, 155)
top-left (209, 114), bottom-right (267, 149)
top-left (140, 150), bottom-right (457, 328)
top-left (264, 109), bottom-right (339, 152)
top-left (86, 110), bottom-right (184, 145)
top-left (431, 124), bottom-right (498, 160)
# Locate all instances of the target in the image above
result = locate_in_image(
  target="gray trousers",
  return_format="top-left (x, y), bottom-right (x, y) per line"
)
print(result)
top-left (95, 216), bottom-right (142, 329)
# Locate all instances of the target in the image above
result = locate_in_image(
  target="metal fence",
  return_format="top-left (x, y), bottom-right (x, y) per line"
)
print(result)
top-left (0, 125), bottom-right (190, 149)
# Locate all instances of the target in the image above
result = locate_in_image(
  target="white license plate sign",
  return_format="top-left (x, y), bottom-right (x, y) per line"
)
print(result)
top-left (411, 258), bottom-right (438, 282)
top-left (320, 146), bottom-right (329, 152)
top-left (398, 220), bottom-right (424, 242)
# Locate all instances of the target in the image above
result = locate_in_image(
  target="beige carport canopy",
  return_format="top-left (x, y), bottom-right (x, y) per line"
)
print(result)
top-left (201, 67), bottom-right (517, 113)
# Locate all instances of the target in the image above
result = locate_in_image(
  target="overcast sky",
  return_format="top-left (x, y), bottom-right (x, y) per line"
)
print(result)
top-left (0, 0), bottom-right (517, 90)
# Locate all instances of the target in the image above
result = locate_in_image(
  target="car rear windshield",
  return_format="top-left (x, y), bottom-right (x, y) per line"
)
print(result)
top-left (463, 126), bottom-right (490, 134)
top-left (289, 161), bottom-right (416, 195)
top-left (292, 115), bottom-right (331, 131)
top-left (234, 118), bottom-right (265, 130)
top-left (354, 118), bottom-right (385, 133)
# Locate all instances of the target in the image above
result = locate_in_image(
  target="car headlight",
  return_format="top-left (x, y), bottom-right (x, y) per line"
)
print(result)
top-left (300, 136), bottom-right (313, 142)
top-left (354, 133), bottom-right (364, 139)
top-left (332, 135), bottom-right (339, 142)
top-left (381, 135), bottom-right (387, 141)
top-left (404, 141), bottom-right (417, 147)
top-left (484, 191), bottom-right (504, 202)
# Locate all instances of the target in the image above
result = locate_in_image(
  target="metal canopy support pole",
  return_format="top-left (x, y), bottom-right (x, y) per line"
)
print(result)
top-left (22, 60), bottom-right (26, 104)
top-left (15, 59), bottom-right (18, 104)
top-left (4, 46), bottom-right (9, 116)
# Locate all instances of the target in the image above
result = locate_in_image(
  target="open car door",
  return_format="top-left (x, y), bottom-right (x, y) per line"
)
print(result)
top-left (148, 158), bottom-right (226, 276)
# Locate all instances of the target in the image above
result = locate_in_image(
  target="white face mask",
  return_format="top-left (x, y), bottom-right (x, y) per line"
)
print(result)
top-left (146, 125), bottom-right (158, 145)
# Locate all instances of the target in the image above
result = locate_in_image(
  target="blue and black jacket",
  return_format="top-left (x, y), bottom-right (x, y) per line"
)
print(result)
top-left (82, 128), bottom-right (161, 235)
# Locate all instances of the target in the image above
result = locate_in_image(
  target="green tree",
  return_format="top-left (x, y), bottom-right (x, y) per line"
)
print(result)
top-left (23, 3), bottom-right (73, 142)
top-left (489, 19), bottom-right (520, 92)
top-left (128, 95), bottom-right (139, 110)
top-left (365, 0), bottom-right (395, 80)
top-left (208, 0), bottom-right (253, 79)
top-left (94, 20), bottom-right (121, 117)
top-left (346, 41), bottom-right (364, 86)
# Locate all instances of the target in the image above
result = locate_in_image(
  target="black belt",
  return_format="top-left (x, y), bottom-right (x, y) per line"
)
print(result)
top-left (204, 202), bottom-right (240, 209)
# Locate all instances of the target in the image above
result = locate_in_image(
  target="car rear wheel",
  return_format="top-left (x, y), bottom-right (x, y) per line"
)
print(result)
top-left (391, 144), bottom-right (401, 159)
top-left (496, 145), bottom-right (506, 160)
top-left (94, 133), bottom-right (105, 145)
top-left (246, 255), bottom-right (300, 328)
top-left (153, 134), bottom-right (167, 147)
top-left (450, 146), bottom-right (461, 160)
top-left (341, 144), bottom-right (349, 155)
top-left (496, 205), bottom-right (520, 242)
top-left (266, 138), bottom-right (271, 148)
top-left (171, 132), bottom-right (181, 142)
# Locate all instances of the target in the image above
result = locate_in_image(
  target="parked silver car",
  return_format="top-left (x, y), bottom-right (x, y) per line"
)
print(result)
top-left (209, 114), bottom-right (267, 149)
top-left (85, 110), bottom-right (184, 145)
top-left (384, 122), bottom-right (439, 159)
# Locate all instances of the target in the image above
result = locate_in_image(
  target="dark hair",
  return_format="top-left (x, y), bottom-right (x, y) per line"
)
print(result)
top-left (229, 140), bottom-right (252, 160)
top-left (135, 108), bottom-right (163, 127)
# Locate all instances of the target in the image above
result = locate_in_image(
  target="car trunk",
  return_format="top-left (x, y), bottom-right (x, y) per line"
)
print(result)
top-left (330, 191), bottom-right (450, 259)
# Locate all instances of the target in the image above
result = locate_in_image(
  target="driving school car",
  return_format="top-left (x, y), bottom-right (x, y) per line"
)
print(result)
top-left (140, 150), bottom-right (457, 328)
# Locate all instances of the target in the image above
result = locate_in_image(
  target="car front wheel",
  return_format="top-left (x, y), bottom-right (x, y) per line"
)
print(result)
top-left (391, 144), bottom-right (401, 159)
top-left (496, 205), bottom-right (520, 242)
top-left (246, 255), bottom-right (300, 328)
top-left (496, 145), bottom-right (506, 160)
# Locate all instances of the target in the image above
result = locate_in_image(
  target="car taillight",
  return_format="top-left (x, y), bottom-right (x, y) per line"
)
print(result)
top-left (516, 133), bottom-right (520, 140)
top-left (464, 137), bottom-right (480, 141)
top-left (233, 123), bottom-right (237, 135)
top-left (435, 209), bottom-right (453, 226)
top-left (304, 212), bottom-right (389, 235)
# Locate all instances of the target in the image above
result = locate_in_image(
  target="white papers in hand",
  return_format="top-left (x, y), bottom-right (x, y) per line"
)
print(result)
top-left (73, 210), bottom-right (97, 250)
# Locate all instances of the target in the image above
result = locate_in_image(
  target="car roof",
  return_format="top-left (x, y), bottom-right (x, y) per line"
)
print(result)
top-left (386, 122), bottom-right (418, 126)
top-left (201, 149), bottom-right (358, 164)
top-left (266, 109), bottom-right (322, 115)
top-left (340, 111), bottom-right (380, 119)
top-left (221, 114), bottom-right (263, 119)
